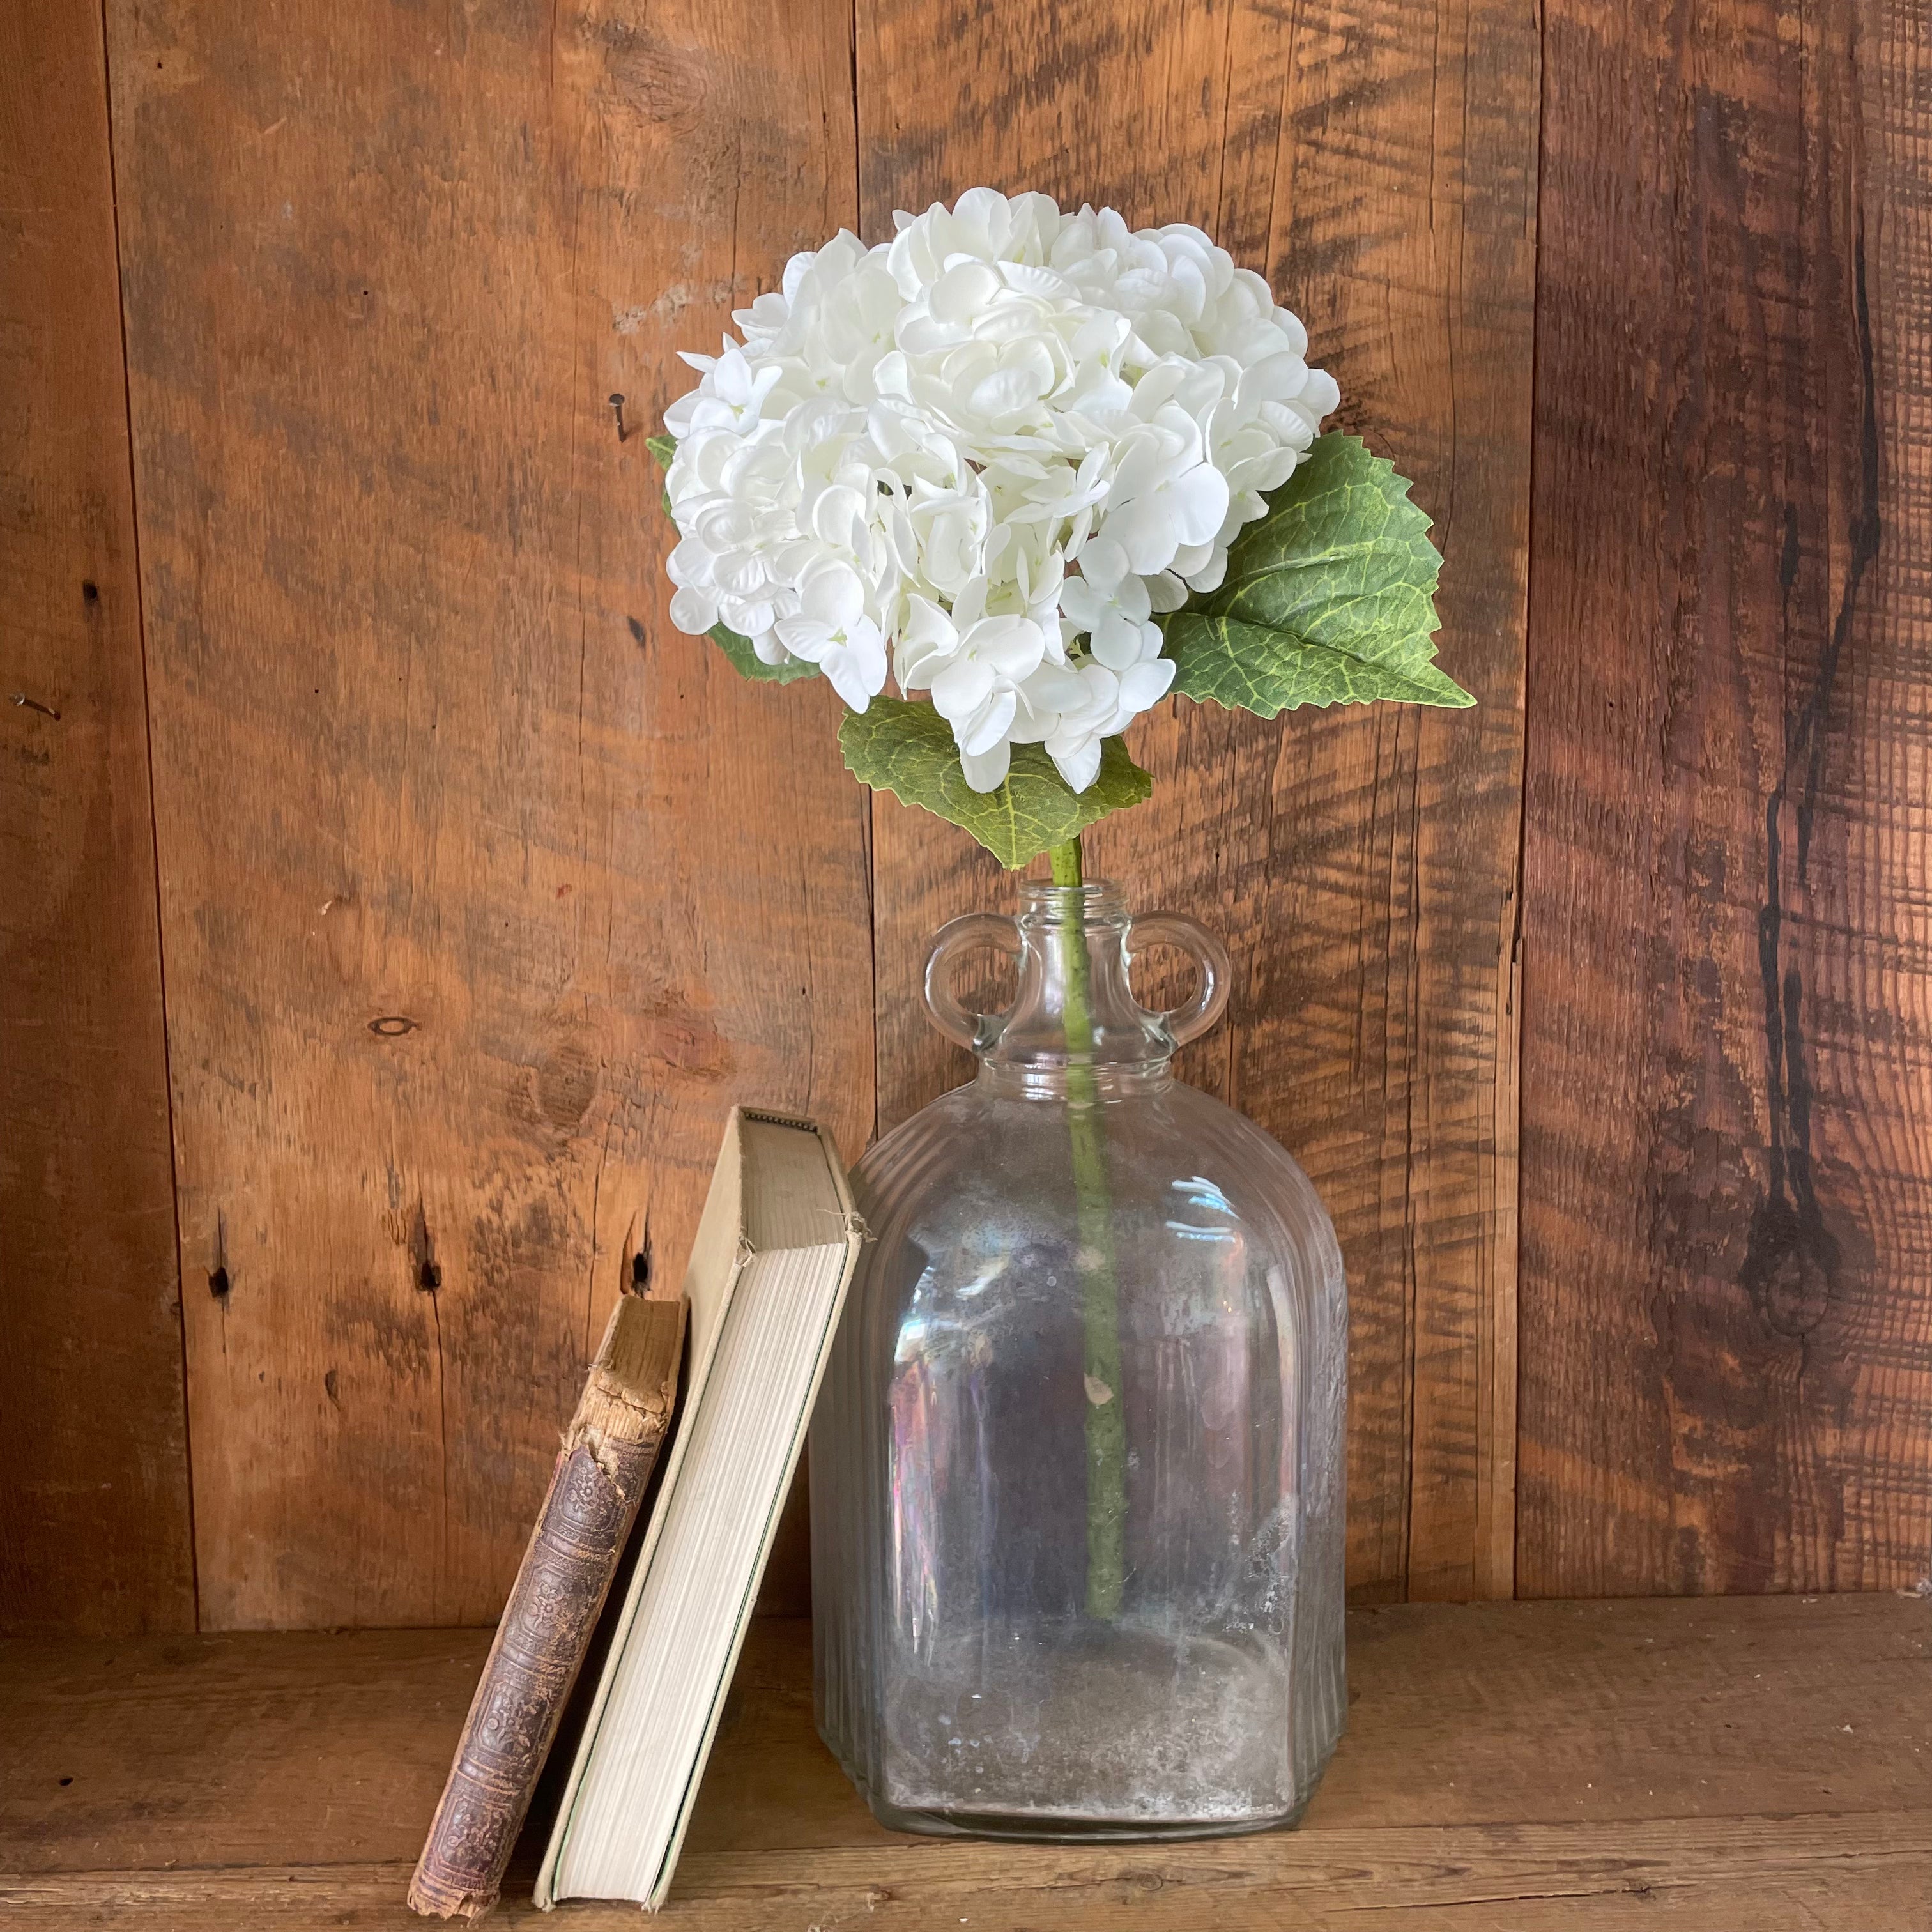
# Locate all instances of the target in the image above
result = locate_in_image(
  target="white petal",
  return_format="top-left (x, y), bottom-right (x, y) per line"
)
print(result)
top-left (666, 537), bottom-right (718, 588)
top-left (930, 654), bottom-right (995, 720)
top-left (721, 595), bottom-right (777, 636)
top-left (1117, 656), bottom-right (1176, 712)
top-left (1167, 463), bottom-right (1232, 546)
top-left (1079, 534), bottom-right (1131, 589)
top-left (969, 365), bottom-right (1046, 422)
top-left (1114, 572), bottom-right (1153, 622)
top-left (1090, 610), bottom-right (1145, 671)
top-left (900, 592), bottom-right (959, 658)
top-left (775, 616), bottom-right (831, 661)
top-left (1145, 569), bottom-right (1190, 612)
top-left (668, 586), bottom-right (718, 634)
top-left (967, 615), bottom-right (1046, 677)
top-left (808, 484), bottom-right (867, 548)
top-left (931, 258), bottom-right (1004, 323)
top-left (1183, 547), bottom-right (1228, 594)
top-left (1102, 497), bottom-right (1179, 576)
top-left (1024, 664), bottom-right (1088, 711)
top-left (960, 740), bottom-right (1011, 792)
top-left (1059, 578), bottom-right (1108, 631)
top-left (1049, 733), bottom-right (1103, 793)
top-left (824, 638), bottom-right (886, 710)
top-left (958, 686), bottom-right (1017, 756)
top-left (799, 562), bottom-right (866, 628)
top-left (1238, 351), bottom-right (1311, 409)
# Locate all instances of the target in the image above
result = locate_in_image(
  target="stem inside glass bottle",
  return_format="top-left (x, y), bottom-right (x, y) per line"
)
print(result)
top-left (1046, 832), bottom-right (1127, 1620)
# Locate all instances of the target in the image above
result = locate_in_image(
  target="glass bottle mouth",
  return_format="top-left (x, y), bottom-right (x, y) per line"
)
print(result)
top-left (1016, 878), bottom-right (1131, 926)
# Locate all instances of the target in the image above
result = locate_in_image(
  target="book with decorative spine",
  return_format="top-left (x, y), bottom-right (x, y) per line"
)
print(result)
top-left (533, 1107), bottom-right (863, 1910)
top-left (409, 1290), bottom-right (687, 1919)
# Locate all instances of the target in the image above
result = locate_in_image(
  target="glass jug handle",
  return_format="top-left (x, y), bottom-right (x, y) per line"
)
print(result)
top-left (923, 912), bottom-right (1022, 1049)
top-left (1128, 912), bottom-right (1232, 1046)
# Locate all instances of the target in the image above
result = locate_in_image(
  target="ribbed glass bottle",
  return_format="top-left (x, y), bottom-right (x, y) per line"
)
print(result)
top-left (810, 880), bottom-right (1346, 1840)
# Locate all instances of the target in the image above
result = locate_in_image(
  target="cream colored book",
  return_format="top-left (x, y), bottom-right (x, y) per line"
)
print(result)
top-left (534, 1107), bottom-right (862, 1912)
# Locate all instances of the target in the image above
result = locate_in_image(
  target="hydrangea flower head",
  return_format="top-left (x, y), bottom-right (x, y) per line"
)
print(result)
top-left (659, 188), bottom-right (1338, 793)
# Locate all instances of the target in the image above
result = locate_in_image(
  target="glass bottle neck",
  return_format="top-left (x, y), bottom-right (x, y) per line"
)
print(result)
top-left (976, 882), bottom-right (1177, 1100)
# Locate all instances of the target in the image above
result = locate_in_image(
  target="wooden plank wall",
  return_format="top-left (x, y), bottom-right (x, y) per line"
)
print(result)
top-left (1, 0), bottom-right (1925, 1634)
top-left (1519, 0), bottom-right (1932, 1594)
top-left (98, 0), bottom-right (873, 1631)
top-left (0, 4), bottom-right (195, 1635)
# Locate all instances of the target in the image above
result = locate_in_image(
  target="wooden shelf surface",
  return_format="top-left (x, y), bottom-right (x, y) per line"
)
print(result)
top-left (3, 1595), bottom-right (1928, 1928)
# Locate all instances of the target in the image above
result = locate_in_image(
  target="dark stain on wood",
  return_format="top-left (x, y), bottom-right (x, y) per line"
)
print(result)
top-left (1740, 224), bottom-right (1881, 1346)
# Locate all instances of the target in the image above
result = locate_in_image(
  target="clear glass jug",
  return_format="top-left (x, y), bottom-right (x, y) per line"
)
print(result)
top-left (811, 880), bottom-right (1346, 1840)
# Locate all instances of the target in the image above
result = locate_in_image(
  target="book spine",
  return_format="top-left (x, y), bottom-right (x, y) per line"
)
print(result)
top-left (409, 1298), bottom-right (684, 1920)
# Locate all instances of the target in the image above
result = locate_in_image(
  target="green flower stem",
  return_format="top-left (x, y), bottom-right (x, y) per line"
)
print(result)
top-left (1049, 833), bottom-right (1126, 1621)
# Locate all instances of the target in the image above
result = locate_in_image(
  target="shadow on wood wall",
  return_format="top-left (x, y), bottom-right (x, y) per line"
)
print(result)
top-left (1, 0), bottom-right (1925, 1636)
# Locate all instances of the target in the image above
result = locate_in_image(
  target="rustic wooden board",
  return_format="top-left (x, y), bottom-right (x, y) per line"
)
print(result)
top-left (8, 1823), bottom-right (1926, 1931)
top-left (857, 0), bottom-right (1535, 1602)
top-left (3, 1597), bottom-right (1926, 1926)
top-left (0, 3), bottom-right (195, 1634)
top-left (1519, 0), bottom-right (1932, 1593)
top-left (105, 0), bottom-right (872, 1629)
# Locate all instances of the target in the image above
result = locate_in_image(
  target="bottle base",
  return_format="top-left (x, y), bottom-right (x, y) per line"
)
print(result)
top-left (852, 1786), bottom-right (1318, 1844)
top-left (816, 1614), bottom-right (1343, 1844)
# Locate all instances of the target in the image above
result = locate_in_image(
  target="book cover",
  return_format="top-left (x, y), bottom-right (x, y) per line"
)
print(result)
top-left (408, 1291), bottom-right (687, 1920)
top-left (534, 1107), bottom-right (862, 1911)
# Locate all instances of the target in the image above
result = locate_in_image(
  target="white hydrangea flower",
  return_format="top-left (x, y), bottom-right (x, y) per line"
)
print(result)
top-left (659, 188), bottom-right (1337, 792)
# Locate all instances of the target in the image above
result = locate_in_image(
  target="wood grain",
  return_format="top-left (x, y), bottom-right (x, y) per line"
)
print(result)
top-left (105, 0), bottom-right (871, 1630)
top-left (0, 1), bottom-right (194, 1634)
top-left (857, 0), bottom-right (1535, 1601)
top-left (6, 1824), bottom-right (1926, 1932)
top-left (1519, 0), bottom-right (1932, 1593)
top-left (3, 1597), bottom-right (1926, 1927)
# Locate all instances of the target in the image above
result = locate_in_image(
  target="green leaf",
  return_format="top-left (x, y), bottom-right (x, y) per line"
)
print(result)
top-left (1161, 433), bottom-right (1474, 717)
top-left (645, 433), bottom-right (818, 684)
top-left (840, 697), bottom-right (1152, 868)
top-left (645, 434), bottom-right (678, 519)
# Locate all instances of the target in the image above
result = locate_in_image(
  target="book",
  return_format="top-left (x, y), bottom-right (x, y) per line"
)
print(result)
top-left (408, 1289), bottom-right (687, 1920)
top-left (533, 1106), bottom-right (862, 1912)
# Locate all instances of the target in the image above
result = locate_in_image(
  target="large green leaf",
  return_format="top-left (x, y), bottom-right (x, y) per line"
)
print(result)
top-left (646, 433), bottom-right (818, 685)
top-left (1160, 433), bottom-right (1473, 716)
top-left (840, 698), bottom-right (1152, 868)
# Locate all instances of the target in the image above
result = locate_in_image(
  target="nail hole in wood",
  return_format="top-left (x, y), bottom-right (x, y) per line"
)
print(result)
top-left (419, 1260), bottom-right (443, 1291)
top-left (59, 1777), bottom-right (72, 1787)
top-left (209, 1266), bottom-right (231, 1299)
top-left (369, 1015), bottom-right (417, 1037)
top-left (81, 581), bottom-right (99, 604)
